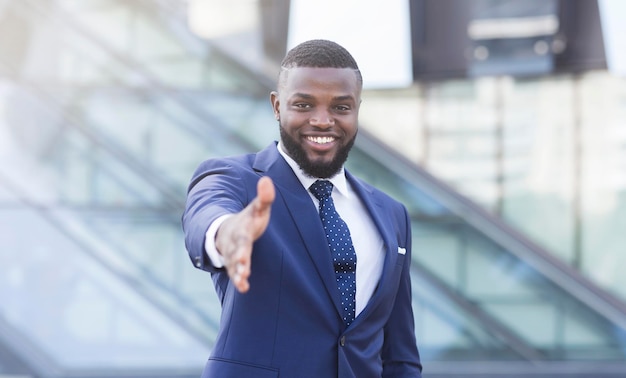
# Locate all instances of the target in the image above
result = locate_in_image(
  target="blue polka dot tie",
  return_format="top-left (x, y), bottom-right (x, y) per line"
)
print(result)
top-left (309, 180), bottom-right (357, 326)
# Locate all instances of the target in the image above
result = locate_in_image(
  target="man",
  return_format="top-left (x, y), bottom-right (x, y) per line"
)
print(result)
top-left (182, 39), bottom-right (422, 378)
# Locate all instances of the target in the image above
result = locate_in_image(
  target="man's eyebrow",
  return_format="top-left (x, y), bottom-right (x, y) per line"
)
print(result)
top-left (292, 93), bottom-right (315, 99)
top-left (333, 95), bottom-right (356, 102)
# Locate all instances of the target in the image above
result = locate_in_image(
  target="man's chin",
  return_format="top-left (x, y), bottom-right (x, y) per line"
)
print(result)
top-left (301, 159), bottom-right (343, 179)
top-left (306, 154), bottom-right (335, 167)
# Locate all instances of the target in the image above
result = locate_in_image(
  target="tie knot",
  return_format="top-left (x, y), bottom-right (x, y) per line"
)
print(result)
top-left (309, 180), bottom-right (333, 200)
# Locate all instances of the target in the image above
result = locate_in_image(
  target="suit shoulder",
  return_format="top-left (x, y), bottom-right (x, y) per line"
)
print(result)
top-left (187, 152), bottom-right (257, 192)
top-left (193, 152), bottom-right (255, 174)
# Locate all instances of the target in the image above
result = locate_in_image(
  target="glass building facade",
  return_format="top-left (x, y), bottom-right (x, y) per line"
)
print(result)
top-left (1, 1), bottom-right (626, 377)
top-left (362, 71), bottom-right (626, 304)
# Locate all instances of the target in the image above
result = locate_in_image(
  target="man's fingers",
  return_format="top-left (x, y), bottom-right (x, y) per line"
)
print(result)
top-left (231, 262), bottom-right (250, 293)
top-left (227, 240), bottom-right (252, 293)
top-left (232, 262), bottom-right (250, 293)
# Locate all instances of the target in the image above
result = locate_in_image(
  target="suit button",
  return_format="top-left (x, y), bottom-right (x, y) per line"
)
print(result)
top-left (340, 336), bottom-right (346, 347)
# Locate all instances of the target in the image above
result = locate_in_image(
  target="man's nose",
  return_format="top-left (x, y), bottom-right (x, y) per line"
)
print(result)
top-left (309, 109), bottom-right (334, 127)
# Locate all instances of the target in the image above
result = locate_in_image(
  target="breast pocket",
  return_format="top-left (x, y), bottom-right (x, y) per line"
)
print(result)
top-left (388, 244), bottom-right (406, 283)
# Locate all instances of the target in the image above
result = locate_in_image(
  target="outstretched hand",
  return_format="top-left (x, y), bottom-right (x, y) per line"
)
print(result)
top-left (215, 176), bottom-right (275, 293)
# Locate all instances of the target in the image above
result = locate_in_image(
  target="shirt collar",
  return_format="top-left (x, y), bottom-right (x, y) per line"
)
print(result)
top-left (277, 141), bottom-right (350, 198)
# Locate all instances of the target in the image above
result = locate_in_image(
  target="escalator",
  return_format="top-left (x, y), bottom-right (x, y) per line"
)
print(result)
top-left (1, 0), bottom-right (626, 377)
top-left (352, 138), bottom-right (626, 376)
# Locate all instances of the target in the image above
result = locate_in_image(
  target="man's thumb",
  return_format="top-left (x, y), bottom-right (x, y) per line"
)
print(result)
top-left (256, 176), bottom-right (275, 207)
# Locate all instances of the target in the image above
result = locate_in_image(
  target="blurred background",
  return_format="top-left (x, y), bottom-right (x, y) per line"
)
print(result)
top-left (1, 0), bottom-right (625, 377)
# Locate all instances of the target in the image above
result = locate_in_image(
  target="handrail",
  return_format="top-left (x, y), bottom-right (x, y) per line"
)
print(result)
top-left (0, 317), bottom-right (44, 377)
top-left (410, 260), bottom-right (545, 361)
top-left (0, 167), bottom-right (218, 345)
top-left (6, 0), bottom-right (262, 212)
top-left (17, 0), bottom-right (259, 154)
top-left (0, 72), bottom-right (184, 211)
top-left (145, 0), bottom-right (278, 91)
top-left (356, 127), bottom-right (626, 329)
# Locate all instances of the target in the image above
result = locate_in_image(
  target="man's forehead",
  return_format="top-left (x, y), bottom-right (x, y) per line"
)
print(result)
top-left (277, 66), bottom-right (361, 89)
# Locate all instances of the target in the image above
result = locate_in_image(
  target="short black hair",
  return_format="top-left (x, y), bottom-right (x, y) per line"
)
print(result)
top-left (278, 39), bottom-right (362, 88)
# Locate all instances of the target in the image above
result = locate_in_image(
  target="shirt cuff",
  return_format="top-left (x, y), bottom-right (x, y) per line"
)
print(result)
top-left (204, 214), bottom-right (233, 268)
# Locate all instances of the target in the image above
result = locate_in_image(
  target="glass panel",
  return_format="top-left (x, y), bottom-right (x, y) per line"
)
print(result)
top-left (0, 184), bottom-right (15, 202)
top-left (0, 208), bottom-right (210, 370)
top-left (501, 76), bottom-right (576, 262)
top-left (579, 73), bottom-right (626, 301)
top-left (411, 267), bottom-right (520, 360)
top-left (424, 79), bottom-right (500, 209)
top-left (78, 210), bottom-right (223, 341)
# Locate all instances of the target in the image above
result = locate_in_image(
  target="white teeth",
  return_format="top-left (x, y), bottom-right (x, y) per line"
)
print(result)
top-left (307, 136), bottom-right (335, 144)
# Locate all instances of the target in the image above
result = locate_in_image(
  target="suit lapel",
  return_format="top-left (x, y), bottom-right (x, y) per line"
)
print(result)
top-left (345, 172), bottom-right (399, 325)
top-left (253, 144), bottom-right (344, 319)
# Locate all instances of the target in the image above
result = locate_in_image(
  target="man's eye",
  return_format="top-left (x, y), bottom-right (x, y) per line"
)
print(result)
top-left (335, 105), bottom-right (350, 111)
top-left (294, 103), bottom-right (311, 109)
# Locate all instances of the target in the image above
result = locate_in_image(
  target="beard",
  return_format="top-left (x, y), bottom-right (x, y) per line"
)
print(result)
top-left (280, 125), bottom-right (356, 179)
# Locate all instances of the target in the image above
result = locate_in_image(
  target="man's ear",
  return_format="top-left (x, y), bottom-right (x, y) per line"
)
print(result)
top-left (270, 91), bottom-right (280, 121)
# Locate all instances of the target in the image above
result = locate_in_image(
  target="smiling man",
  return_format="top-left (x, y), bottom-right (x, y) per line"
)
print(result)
top-left (182, 39), bottom-right (422, 378)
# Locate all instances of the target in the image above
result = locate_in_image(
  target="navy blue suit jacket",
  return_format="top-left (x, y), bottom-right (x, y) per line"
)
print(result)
top-left (183, 143), bottom-right (422, 377)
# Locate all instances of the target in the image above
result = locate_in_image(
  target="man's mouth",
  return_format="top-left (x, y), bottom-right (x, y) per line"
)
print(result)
top-left (307, 136), bottom-right (336, 144)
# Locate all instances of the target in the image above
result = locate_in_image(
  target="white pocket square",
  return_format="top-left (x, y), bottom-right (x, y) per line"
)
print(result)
top-left (397, 247), bottom-right (406, 255)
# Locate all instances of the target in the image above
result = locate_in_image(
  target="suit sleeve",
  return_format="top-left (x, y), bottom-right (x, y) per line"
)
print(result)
top-left (181, 159), bottom-right (251, 273)
top-left (381, 205), bottom-right (423, 377)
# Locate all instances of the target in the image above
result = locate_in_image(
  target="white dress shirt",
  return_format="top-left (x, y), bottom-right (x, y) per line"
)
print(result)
top-left (205, 142), bottom-right (385, 316)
